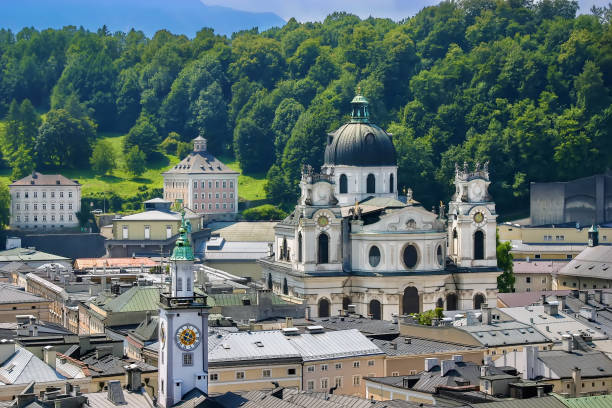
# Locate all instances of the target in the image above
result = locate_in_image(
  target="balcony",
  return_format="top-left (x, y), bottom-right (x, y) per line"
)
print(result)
top-left (159, 293), bottom-right (209, 309)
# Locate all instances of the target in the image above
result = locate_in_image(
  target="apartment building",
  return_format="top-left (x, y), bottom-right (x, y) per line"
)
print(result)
top-left (9, 172), bottom-right (81, 230)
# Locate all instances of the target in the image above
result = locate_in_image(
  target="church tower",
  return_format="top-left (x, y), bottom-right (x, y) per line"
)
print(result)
top-left (158, 214), bottom-right (210, 407)
top-left (448, 162), bottom-right (497, 268)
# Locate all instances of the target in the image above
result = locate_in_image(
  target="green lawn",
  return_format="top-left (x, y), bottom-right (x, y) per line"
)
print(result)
top-left (0, 129), bottom-right (267, 203)
top-left (220, 157), bottom-right (268, 202)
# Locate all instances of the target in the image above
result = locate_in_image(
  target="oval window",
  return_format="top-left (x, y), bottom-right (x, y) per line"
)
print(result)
top-left (369, 246), bottom-right (381, 267)
top-left (403, 244), bottom-right (418, 269)
top-left (437, 245), bottom-right (444, 266)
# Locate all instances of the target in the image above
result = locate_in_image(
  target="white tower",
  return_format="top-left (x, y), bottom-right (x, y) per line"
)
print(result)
top-left (448, 162), bottom-right (497, 268)
top-left (158, 214), bottom-right (210, 407)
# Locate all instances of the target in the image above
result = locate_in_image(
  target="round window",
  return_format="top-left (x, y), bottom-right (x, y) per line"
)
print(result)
top-left (437, 245), bottom-right (444, 266)
top-left (403, 244), bottom-right (418, 269)
top-left (369, 246), bottom-right (381, 267)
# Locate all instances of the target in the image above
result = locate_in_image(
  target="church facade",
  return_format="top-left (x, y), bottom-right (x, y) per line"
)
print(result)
top-left (260, 94), bottom-right (501, 320)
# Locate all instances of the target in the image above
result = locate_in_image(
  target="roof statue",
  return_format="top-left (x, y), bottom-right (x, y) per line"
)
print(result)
top-left (170, 212), bottom-right (194, 261)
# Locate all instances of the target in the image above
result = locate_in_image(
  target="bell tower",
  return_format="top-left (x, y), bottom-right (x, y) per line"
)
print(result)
top-left (158, 213), bottom-right (210, 407)
top-left (448, 162), bottom-right (497, 268)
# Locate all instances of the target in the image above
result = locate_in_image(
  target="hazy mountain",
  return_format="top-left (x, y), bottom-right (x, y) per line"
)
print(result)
top-left (0, 0), bottom-right (286, 37)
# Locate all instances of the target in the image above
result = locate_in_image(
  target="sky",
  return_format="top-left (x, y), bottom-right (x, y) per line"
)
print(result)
top-left (202, 0), bottom-right (612, 22)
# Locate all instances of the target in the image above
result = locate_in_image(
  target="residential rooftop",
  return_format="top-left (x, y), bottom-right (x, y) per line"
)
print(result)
top-left (9, 172), bottom-right (79, 187)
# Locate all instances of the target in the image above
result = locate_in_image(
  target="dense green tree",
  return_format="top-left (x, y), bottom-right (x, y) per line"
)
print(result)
top-left (233, 118), bottom-right (270, 174)
top-left (90, 140), bottom-right (116, 175)
top-left (35, 109), bottom-right (93, 169)
top-left (176, 141), bottom-right (192, 159)
top-left (125, 146), bottom-right (146, 176)
top-left (0, 183), bottom-right (10, 230)
top-left (496, 235), bottom-right (515, 293)
top-left (124, 116), bottom-right (159, 158)
top-left (242, 204), bottom-right (287, 220)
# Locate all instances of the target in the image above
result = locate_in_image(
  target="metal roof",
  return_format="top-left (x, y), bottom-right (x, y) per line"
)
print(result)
top-left (209, 293), bottom-right (288, 307)
top-left (205, 241), bottom-right (270, 261)
top-left (83, 390), bottom-right (155, 407)
top-left (501, 305), bottom-right (606, 342)
top-left (459, 321), bottom-right (550, 346)
top-left (208, 222), bottom-right (277, 242)
top-left (538, 349), bottom-right (612, 378)
top-left (557, 394), bottom-right (612, 408)
top-left (324, 121), bottom-right (397, 167)
top-left (0, 248), bottom-right (69, 263)
top-left (0, 346), bottom-right (65, 384)
top-left (373, 337), bottom-right (478, 357)
top-left (473, 396), bottom-right (566, 408)
top-left (284, 329), bottom-right (383, 361)
top-left (102, 286), bottom-right (160, 313)
top-left (312, 316), bottom-right (399, 336)
top-left (497, 291), bottom-right (572, 308)
top-left (208, 330), bottom-right (301, 363)
top-left (558, 245), bottom-right (612, 280)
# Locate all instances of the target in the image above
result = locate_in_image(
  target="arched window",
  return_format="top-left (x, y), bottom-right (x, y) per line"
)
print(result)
top-left (368, 246), bottom-right (381, 267)
top-left (339, 174), bottom-right (348, 194)
top-left (186, 277), bottom-right (192, 292)
top-left (369, 300), bottom-right (382, 320)
top-left (474, 230), bottom-right (484, 260)
top-left (474, 293), bottom-right (486, 310)
top-left (177, 277), bottom-right (183, 291)
top-left (436, 298), bottom-right (444, 309)
top-left (282, 238), bottom-right (288, 261)
top-left (390, 174), bottom-right (394, 193)
top-left (436, 245), bottom-right (444, 266)
top-left (282, 278), bottom-right (288, 295)
top-left (298, 232), bottom-right (303, 263)
top-left (267, 273), bottom-right (273, 290)
top-left (367, 174), bottom-right (376, 194)
top-left (452, 229), bottom-right (458, 255)
top-left (318, 233), bottom-right (329, 264)
top-left (402, 287), bottom-right (419, 314)
top-left (318, 298), bottom-right (330, 318)
top-left (402, 244), bottom-right (418, 269)
top-left (446, 293), bottom-right (458, 311)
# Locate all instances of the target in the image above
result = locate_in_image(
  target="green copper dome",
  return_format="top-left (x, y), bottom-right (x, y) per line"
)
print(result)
top-left (170, 213), bottom-right (194, 261)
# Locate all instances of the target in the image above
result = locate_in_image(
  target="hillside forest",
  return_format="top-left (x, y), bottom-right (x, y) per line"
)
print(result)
top-left (1, 0), bottom-right (612, 215)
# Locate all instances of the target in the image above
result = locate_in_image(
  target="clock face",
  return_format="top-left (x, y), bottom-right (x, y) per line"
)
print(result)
top-left (317, 215), bottom-right (329, 227)
top-left (473, 212), bottom-right (484, 224)
top-left (175, 324), bottom-right (200, 351)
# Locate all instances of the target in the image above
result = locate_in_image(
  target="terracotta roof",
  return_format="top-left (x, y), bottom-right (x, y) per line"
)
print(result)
top-left (74, 257), bottom-right (158, 270)
top-left (10, 172), bottom-right (79, 186)
top-left (163, 151), bottom-right (238, 175)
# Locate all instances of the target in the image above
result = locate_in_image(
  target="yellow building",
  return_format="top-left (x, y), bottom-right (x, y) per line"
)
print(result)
top-left (553, 240), bottom-right (612, 290)
top-left (0, 283), bottom-right (51, 322)
top-left (512, 261), bottom-right (561, 292)
top-left (105, 199), bottom-right (203, 257)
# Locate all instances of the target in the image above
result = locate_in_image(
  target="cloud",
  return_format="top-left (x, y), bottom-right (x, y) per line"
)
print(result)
top-left (203, 0), bottom-right (611, 22)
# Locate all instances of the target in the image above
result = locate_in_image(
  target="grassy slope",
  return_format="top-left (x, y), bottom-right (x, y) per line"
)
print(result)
top-left (0, 127), bottom-right (267, 202)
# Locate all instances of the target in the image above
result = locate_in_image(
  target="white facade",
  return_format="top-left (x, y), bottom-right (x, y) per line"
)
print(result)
top-left (158, 228), bottom-right (209, 407)
top-left (261, 96), bottom-right (500, 320)
top-left (9, 173), bottom-right (81, 230)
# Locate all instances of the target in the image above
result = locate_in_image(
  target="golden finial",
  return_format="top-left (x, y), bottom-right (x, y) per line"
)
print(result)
top-left (356, 85), bottom-right (362, 95)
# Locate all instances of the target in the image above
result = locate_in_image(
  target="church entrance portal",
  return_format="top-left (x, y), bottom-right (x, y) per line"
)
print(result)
top-left (318, 298), bottom-right (330, 318)
top-left (402, 287), bottom-right (419, 314)
top-left (369, 300), bottom-right (381, 320)
top-left (446, 293), bottom-right (458, 311)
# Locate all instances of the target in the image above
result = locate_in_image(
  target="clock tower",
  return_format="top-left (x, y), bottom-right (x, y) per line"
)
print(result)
top-left (158, 214), bottom-right (210, 407)
top-left (448, 162), bottom-right (498, 268)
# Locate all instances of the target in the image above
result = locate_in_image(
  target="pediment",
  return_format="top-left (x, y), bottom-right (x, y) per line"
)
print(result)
top-left (362, 206), bottom-right (443, 233)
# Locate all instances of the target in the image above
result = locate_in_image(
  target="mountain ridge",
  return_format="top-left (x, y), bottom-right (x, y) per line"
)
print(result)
top-left (0, 0), bottom-right (286, 37)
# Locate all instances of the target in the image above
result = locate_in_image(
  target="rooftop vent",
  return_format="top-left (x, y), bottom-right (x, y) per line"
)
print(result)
top-left (305, 325), bottom-right (324, 334)
top-left (282, 327), bottom-right (300, 336)
top-left (254, 341), bottom-right (264, 348)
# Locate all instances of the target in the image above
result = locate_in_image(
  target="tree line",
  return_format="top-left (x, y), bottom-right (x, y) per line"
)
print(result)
top-left (1, 0), bottom-right (611, 213)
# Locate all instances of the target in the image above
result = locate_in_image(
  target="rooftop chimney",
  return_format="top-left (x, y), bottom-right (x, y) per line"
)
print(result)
top-left (43, 346), bottom-right (56, 369)
top-left (562, 334), bottom-right (573, 352)
top-left (441, 360), bottom-right (455, 377)
top-left (536, 385), bottom-right (545, 397)
top-left (424, 358), bottom-right (439, 372)
top-left (286, 317), bottom-right (294, 328)
top-left (107, 380), bottom-right (126, 405)
top-left (572, 367), bottom-right (582, 397)
top-left (481, 303), bottom-right (492, 325)
top-left (544, 301), bottom-right (559, 316)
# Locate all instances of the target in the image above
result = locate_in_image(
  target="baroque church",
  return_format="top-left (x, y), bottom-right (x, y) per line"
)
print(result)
top-left (260, 93), bottom-right (501, 320)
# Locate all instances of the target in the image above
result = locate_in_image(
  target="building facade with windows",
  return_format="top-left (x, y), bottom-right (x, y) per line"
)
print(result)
top-left (9, 172), bottom-right (81, 230)
top-left (163, 136), bottom-right (239, 221)
top-left (260, 93), bottom-right (501, 320)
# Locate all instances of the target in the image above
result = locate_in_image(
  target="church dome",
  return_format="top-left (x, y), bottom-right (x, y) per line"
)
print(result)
top-left (324, 93), bottom-right (397, 167)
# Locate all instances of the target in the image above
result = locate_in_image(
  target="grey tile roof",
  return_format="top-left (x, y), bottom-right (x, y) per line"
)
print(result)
top-left (312, 316), bottom-right (399, 336)
top-left (0, 346), bottom-right (65, 385)
top-left (558, 245), bottom-right (612, 280)
top-left (373, 337), bottom-right (478, 357)
top-left (497, 291), bottom-right (572, 308)
top-left (513, 261), bottom-right (565, 275)
top-left (10, 172), bottom-right (79, 186)
top-left (538, 349), bottom-right (612, 378)
top-left (0, 248), bottom-right (69, 263)
top-left (79, 351), bottom-right (156, 377)
top-left (0, 285), bottom-right (48, 304)
top-left (163, 151), bottom-right (238, 175)
top-left (411, 363), bottom-right (506, 393)
top-left (0, 262), bottom-right (33, 273)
